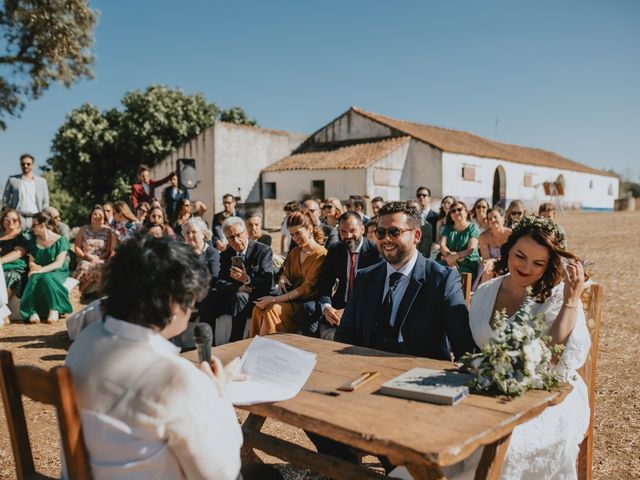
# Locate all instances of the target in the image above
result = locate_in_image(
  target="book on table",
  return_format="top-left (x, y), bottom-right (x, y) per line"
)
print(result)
top-left (380, 367), bottom-right (473, 405)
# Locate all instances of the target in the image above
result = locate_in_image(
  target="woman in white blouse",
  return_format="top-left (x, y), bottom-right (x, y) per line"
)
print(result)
top-left (66, 235), bottom-right (242, 480)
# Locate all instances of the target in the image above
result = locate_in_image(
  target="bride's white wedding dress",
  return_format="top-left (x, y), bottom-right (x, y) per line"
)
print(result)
top-left (468, 275), bottom-right (591, 479)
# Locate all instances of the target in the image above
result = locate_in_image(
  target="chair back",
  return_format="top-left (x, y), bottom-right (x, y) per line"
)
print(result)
top-left (460, 272), bottom-right (472, 307)
top-left (576, 282), bottom-right (603, 480)
top-left (0, 350), bottom-right (92, 480)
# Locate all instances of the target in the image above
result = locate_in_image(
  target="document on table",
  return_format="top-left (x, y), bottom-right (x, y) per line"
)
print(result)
top-left (227, 336), bottom-right (317, 405)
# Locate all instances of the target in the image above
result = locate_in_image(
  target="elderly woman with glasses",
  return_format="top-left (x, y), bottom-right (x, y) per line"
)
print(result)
top-left (505, 199), bottom-right (527, 227)
top-left (438, 201), bottom-right (481, 282)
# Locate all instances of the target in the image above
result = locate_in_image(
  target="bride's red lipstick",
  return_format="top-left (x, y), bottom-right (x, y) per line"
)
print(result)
top-left (516, 269), bottom-right (532, 278)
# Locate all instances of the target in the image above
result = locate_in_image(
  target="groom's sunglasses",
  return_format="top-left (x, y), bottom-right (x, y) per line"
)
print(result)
top-left (375, 227), bottom-right (414, 240)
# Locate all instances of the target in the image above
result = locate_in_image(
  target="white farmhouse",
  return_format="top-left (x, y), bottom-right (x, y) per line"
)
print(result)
top-left (262, 107), bottom-right (618, 211)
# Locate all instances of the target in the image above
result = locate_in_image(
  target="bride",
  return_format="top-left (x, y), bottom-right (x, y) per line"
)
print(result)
top-left (469, 215), bottom-right (590, 479)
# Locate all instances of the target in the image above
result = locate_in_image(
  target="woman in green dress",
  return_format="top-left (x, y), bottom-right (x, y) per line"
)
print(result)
top-left (438, 200), bottom-right (481, 282)
top-left (1, 209), bottom-right (29, 326)
top-left (21, 211), bottom-right (72, 324)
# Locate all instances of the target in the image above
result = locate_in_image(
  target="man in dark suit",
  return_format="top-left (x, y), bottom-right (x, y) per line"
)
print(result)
top-left (336, 200), bottom-right (475, 360)
top-left (212, 216), bottom-right (274, 343)
top-left (309, 202), bottom-right (476, 467)
top-left (416, 186), bottom-right (438, 242)
top-left (310, 211), bottom-right (382, 339)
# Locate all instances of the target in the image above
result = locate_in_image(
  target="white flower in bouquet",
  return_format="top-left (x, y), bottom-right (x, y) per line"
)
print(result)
top-left (461, 292), bottom-right (565, 398)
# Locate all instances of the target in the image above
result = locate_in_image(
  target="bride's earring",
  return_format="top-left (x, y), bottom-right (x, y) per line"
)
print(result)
top-left (171, 314), bottom-right (177, 323)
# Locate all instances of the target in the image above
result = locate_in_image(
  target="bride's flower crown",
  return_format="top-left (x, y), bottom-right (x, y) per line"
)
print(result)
top-left (512, 214), bottom-right (567, 249)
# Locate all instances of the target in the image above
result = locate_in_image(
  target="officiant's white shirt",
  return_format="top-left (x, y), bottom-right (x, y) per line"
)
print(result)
top-left (66, 317), bottom-right (243, 480)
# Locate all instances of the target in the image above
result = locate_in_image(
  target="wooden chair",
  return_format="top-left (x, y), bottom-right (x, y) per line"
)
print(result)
top-left (0, 350), bottom-right (92, 480)
top-left (460, 272), bottom-right (472, 307)
top-left (576, 282), bottom-right (603, 480)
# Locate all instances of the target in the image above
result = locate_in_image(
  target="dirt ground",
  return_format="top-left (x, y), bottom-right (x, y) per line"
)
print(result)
top-left (1, 210), bottom-right (638, 479)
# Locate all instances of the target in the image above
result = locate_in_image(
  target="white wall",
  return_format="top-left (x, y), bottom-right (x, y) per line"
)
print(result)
top-left (262, 169), bottom-right (367, 201)
top-left (366, 141), bottom-right (411, 200)
top-left (151, 123), bottom-right (306, 223)
top-left (212, 123), bottom-right (307, 212)
top-left (441, 152), bottom-right (619, 210)
top-left (311, 110), bottom-right (393, 143)
top-left (402, 140), bottom-right (443, 199)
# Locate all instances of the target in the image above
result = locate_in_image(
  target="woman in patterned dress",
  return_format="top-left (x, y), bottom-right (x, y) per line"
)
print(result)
top-left (73, 205), bottom-right (117, 296)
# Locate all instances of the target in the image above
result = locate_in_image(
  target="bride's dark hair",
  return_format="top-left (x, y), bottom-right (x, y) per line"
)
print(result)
top-left (495, 215), bottom-right (578, 302)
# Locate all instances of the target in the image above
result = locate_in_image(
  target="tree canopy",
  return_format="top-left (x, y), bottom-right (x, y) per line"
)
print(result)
top-left (47, 85), bottom-right (257, 225)
top-left (0, 0), bottom-right (97, 129)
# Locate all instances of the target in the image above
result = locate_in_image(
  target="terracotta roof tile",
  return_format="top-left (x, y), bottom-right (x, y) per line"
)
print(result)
top-left (263, 136), bottom-right (410, 172)
top-left (352, 107), bottom-right (614, 177)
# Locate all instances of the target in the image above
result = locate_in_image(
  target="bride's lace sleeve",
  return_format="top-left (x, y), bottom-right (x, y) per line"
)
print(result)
top-left (541, 286), bottom-right (591, 376)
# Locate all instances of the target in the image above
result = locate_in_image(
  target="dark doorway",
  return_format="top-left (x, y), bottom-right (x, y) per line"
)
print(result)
top-left (492, 166), bottom-right (506, 207)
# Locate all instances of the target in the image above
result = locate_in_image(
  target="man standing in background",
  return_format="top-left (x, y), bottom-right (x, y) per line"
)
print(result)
top-left (3, 154), bottom-right (49, 227)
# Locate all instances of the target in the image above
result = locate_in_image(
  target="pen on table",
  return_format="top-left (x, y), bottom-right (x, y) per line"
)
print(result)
top-left (303, 388), bottom-right (341, 397)
top-left (338, 371), bottom-right (379, 391)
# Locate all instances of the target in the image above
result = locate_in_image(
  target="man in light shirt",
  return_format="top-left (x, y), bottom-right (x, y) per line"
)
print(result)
top-left (3, 154), bottom-right (49, 227)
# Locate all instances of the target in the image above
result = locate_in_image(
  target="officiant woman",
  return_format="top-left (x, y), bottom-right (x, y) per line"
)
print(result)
top-left (65, 235), bottom-right (281, 480)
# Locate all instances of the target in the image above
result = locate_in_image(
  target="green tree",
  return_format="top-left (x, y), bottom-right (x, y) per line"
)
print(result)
top-left (218, 106), bottom-right (257, 126)
top-left (48, 85), bottom-right (256, 225)
top-left (0, 0), bottom-right (97, 129)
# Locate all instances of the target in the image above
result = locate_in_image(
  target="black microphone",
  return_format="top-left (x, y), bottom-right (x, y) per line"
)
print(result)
top-left (194, 323), bottom-right (213, 363)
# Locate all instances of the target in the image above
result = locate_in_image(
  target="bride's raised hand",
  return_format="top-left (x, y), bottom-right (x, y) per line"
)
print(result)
top-left (562, 258), bottom-right (584, 306)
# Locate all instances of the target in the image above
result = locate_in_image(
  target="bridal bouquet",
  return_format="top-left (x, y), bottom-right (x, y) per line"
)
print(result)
top-left (461, 294), bottom-right (565, 397)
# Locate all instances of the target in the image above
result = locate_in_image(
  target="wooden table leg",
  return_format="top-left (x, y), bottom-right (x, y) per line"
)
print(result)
top-left (474, 433), bottom-right (512, 480)
top-left (241, 413), bottom-right (266, 464)
top-left (406, 463), bottom-right (446, 480)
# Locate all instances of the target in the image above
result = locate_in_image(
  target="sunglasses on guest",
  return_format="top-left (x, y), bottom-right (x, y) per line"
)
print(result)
top-left (510, 211), bottom-right (524, 216)
top-left (375, 227), bottom-right (414, 239)
top-left (451, 207), bottom-right (465, 214)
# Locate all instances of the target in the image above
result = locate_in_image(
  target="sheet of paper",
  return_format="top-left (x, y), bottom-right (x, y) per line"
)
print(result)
top-left (226, 336), bottom-right (317, 405)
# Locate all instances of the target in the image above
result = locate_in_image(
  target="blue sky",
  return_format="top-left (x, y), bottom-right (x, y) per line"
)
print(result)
top-left (2, 0), bottom-right (639, 189)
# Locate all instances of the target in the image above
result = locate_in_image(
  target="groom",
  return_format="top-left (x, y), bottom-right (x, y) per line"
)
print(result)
top-left (309, 201), bottom-right (477, 467)
top-left (335, 200), bottom-right (476, 360)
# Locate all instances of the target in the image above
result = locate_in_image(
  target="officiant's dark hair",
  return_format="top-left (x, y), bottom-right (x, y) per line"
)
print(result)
top-left (495, 215), bottom-right (578, 302)
top-left (101, 234), bottom-right (208, 329)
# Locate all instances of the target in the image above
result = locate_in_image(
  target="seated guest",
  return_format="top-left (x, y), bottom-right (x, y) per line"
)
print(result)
top-left (45, 206), bottom-right (70, 240)
top-left (0, 209), bottom-right (28, 326)
top-left (245, 211), bottom-right (272, 246)
top-left (369, 196), bottom-right (385, 223)
top-left (143, 205), bottom-right (176, 238)
top-left (505, 199), bottom-right (527, 227)
top-left (212, 217), bottom-right (274, 343)
top-left (21, 211), bottom-right (72, 323)
top-left (539, 202), bottom-right (557, 220)
top-left (72, 205), bottom-right (117, 297)
top-left (303, 199), bottom-right (339, 247)
top-left (102, 202), bottom-right (116, 229)
top-left (65, 235), bottom-right (244, 480)
top-left (320, 197), bottom-right (343, 229)
top-left (310, 212), bottom-right (382, 339)
top-left (409, 199), bottom-right (433, 259)
top-left (182, 217), bottom-right (220, 328)
top-left (438, 201), bottom-right (481, 283)
top-left (279, 200), bottom-right (301, 255)
top-left (213, 210), bottom-right (232, 251)
top-left (470, 197), bottom-right (490, 232)
top-left (315, 202), bottom-right (475, 465)
top-left (346, 195), bottom-right (370, 224)
top-left (365, 220), bottom-right (378, 242)
top-left (250, 211), bottom-right (327, 336)
top-left (477, 207), bottom-right (511, 286)
top-left (135, 201), bottom-right (150, 223)
top-left (434, 195), bottom-right (455, 245)
top-left (112, 201), bottom-right (140, 242)
top-left (171, 198), bottom-right (192, 239)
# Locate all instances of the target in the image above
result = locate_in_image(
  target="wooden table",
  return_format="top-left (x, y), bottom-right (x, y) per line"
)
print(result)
top-left (184, 334), bottom-right (570, 480)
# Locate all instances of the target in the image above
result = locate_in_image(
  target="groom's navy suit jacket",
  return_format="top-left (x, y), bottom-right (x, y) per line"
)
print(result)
top-left (335, 253), bottom-right (477, 361)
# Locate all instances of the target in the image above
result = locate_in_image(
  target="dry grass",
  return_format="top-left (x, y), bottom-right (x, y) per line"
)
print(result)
top-left (0, 210), bottom-right (638, 479)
